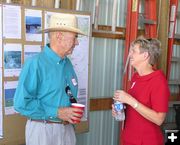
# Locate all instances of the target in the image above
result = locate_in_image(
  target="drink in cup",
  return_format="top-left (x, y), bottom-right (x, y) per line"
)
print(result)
top-left (71, 103), bottom-right (85, 123)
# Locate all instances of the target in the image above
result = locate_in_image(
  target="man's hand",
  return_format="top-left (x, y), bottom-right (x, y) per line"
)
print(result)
top-left (57, 107), bottom-right (83, 124)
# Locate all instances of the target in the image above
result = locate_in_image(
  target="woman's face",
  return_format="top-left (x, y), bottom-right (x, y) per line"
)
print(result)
top-left (129, 44), bottom-right (146, 67)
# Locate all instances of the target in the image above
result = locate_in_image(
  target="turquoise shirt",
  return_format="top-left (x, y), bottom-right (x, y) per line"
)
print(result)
top-left (14, 45), bottom-right (78, 121)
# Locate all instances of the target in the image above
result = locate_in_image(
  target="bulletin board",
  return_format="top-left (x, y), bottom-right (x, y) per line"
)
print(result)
top-left (0, 3), bottom-right (91, 145)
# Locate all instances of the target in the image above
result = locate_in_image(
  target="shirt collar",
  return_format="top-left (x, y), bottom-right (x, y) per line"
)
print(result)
top-left (44, 44), bottom-right (67, 64)
top-left (133, 70), bottom-right (162, 81)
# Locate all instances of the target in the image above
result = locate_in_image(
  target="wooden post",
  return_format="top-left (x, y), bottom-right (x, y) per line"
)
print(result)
top-left (61, 0), bottom-right (75, 10)
top-left (22, 0), bottom-right (30, 6)
top-left (41, 0), bottom-right (54, 8)
top-left (157, 0), bottom-right (170, 75)
top-left (22, 0), bottom-right (74, 9)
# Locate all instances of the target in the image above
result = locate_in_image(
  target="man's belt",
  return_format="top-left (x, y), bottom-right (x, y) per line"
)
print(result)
top-left (29, 119), bottom-right (69, 125)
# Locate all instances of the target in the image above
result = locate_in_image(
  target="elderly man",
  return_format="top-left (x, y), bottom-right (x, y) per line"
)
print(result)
top-left (14, 13), bottom-right (85, 145)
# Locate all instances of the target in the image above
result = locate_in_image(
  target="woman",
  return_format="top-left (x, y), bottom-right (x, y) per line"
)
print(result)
top-left (112, 36), bottom-right (170, 145)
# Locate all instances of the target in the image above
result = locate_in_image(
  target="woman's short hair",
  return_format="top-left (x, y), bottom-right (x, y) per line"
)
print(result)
top-left (131, 36), bottom-right (161, 65)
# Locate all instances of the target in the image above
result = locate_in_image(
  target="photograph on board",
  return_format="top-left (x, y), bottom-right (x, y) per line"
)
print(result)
top-left (25, 9), bottom-right (42, 42)
top-left (3, 43), bottom-right (22, 77)
top-left (4, 51), bottom-right (21, 69)
top-left (26, 16), bottom-right (41, 34)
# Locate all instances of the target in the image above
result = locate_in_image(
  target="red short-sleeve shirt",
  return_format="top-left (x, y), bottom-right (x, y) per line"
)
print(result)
top-left (122, 70), bottom-right (170, 145)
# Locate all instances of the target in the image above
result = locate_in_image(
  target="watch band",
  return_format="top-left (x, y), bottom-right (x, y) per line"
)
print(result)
top-left (133, 102), bottom-right (139, 109)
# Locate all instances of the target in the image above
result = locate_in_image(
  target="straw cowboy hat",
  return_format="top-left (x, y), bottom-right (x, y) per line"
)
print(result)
top-left (40, 13), bottom-right (85, 35)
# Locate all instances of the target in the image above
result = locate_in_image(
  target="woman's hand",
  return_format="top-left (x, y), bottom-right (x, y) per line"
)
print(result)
top-left (112, 104), bottom-right (117, 117)
top-left (113, 90), bottom-right (166, 126)
top-left (113, 90), bottom-right (133, 105)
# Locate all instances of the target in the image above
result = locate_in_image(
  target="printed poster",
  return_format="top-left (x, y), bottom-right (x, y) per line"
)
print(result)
top-left (4, 81), bottom-right (18, 115)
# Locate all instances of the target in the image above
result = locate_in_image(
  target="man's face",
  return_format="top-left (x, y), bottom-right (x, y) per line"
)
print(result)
top-left (60, 32), bottom-right (79, 55)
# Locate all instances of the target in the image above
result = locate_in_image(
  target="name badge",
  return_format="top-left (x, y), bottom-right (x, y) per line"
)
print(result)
top-left (131, 82), bottom-right (136, 89)
top-left (71, 78), bottom-right (77, 86)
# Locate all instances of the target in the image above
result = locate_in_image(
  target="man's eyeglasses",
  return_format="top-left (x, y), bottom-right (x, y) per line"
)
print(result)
top-left (65, 85), bottom-right (77, 103)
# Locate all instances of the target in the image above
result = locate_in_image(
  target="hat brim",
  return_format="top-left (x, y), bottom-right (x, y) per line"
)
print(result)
top-left (38, 26), bottom-right (86, 35)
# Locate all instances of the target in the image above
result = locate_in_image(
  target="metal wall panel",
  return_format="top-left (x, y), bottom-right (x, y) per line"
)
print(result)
top-left (89, 38), bottom-right (124, 98)
top-left (169, 16), bottom-right (180, 95)
top-left (76, 111), bottom-right (120, 145)
top-left (81, 0), bottom-right (127, 27)
top-left (164, 2), bottom-right (180, 126)
top-left (77, 1), bottom-right (127, 145)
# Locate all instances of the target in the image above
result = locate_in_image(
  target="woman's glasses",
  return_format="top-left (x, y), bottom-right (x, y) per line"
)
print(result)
top-left (136, 38), bottom-right (152, 45)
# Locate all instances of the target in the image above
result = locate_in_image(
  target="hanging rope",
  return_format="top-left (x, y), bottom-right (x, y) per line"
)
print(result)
top-left (54, 0), bottom-right (60, 8)
top-left (94, 0), bottom-right (99, 30)
top-left (6, 0), bottom-right (11, 3)
top-left (112, 0), bottom-right (117, 32)
top-left (31, 0), bottom-right (36, 6)
top-left (76, 0), bottom-right (81, 11)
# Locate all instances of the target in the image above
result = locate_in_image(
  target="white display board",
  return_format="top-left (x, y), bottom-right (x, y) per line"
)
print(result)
top-left (0, 4), bottom-right (91, 143)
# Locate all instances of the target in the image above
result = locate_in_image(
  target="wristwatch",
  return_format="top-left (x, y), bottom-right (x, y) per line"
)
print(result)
top-left (133, 101), bottom-right (139, 109)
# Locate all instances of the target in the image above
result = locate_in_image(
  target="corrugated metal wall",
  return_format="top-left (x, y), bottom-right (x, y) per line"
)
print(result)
top-left (165, 2), bottom-right (180, 126)
top-left (169, 2), bottom-right (180, 96)
top-left (77, 0), bottom-right (127, 145)
top-left (76, 111), bottom-right (120, 145)
top-left (90, 38), bottom-right (124, 97)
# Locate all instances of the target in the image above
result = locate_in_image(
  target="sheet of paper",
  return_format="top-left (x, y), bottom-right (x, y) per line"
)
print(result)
top-left (0, 4), bottom-right (3, 139)
top-left (4, 43), bottom-right (22, 77)
top-left (24, 45), bottom-right (41, 61)
top-left (3, 5), bottom-right (21, 39)
top-left (44, 11), bottom-right (59, 45)
top-left (0, 4), bottom-right (2, 68)
top-left (4, 81), bottom-right (18, 115)
top-left (25, 9), bottom-right (42, 42)
top-left (70, 15), bottom-right (90, 120)
top-left (0, 68), bottom-right (3, 138)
